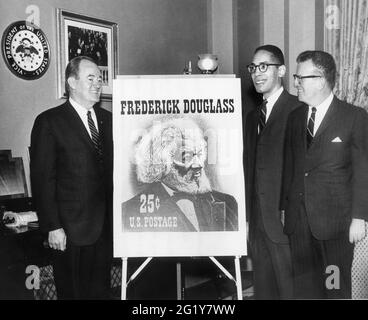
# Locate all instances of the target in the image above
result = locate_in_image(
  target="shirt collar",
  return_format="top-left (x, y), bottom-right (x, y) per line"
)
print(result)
top-left (162, 183), bottom-right (175, 197)
top-left (310, 92), bottom-right (334, 112)
top-left (69, 97), bottom-right (95, 117)
top-left (264, 86), bottom-right (284, 109)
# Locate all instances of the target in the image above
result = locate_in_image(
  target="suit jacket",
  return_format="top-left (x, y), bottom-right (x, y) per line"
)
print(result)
top-left (30, 101), bottom-right (113, 246)
top-left (122, 182), bottom-right (238, 232)
top-left (245, 90), bottom-right (301, 243)
top-left (281, 96), bottom-right (368, 240)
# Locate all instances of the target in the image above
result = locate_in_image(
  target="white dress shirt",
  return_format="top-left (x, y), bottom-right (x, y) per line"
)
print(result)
top-left (69, 98), bottom-right (99, 138)
top-left (263, 86), bottom-right (284, 121)
top-left (307, 92), bottom-right (334, 134)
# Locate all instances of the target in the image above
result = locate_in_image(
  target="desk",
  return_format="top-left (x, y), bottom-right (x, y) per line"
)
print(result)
top-left (0, 224), bottom-right (52, 299)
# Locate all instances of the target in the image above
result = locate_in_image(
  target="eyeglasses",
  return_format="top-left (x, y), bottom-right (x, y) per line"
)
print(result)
top-left (293, 74), bottom-right (323, 82)
top-left (247, 63), bottom-right (281, 74)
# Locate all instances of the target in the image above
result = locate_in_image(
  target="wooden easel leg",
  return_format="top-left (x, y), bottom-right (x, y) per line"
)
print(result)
top-left (209, 256), bottom-right (243, 299)
top-left (120, 257), bottom-right (153, 300)
top-left (121, 257), bottom-right (128, 300)
top-left (176, 262), bottom-right (182, 300)
top-left (234, 256), bottom-right (243, 300)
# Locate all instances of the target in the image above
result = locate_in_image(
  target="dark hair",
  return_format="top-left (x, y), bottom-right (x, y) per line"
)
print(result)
top-left (65, 56), bottom-right (97, 96)
top-left (296, 50), bottom-right (336, 89)
top-left (254, 45), bottom-right (285, 65)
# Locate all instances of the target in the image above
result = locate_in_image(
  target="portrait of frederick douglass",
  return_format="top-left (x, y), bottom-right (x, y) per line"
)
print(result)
top-left (122, 117), bottom-right (238, 232)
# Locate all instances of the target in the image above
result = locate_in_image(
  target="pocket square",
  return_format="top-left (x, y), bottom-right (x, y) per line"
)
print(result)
top-left (331, 137), bottom-right (342, 142)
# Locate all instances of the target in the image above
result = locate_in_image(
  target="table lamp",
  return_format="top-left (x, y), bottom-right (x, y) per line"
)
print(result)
top-left (197, 54), bottom-right (218, 74)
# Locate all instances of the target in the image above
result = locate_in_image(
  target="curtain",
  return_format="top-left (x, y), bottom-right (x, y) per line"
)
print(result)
top-left (325, 0), bottom-right (368, 300)
top-left (325, 0), bottom-right (368, 111)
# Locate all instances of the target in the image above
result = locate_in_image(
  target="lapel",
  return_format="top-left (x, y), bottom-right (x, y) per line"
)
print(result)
top-left (94, 104), bottom-right (105, 132)
top-left (246, 91), bottom-right (285, 147)
top-left (64, 101), bottom-right (96, 154)
top-left (304, 98), bottom-right (341, 171)
top-left (94, 104), bottom-right (107, 147)
top-left (248, 108), bottom-right (259, 142)
top-left (257, 89), bottom-right (290, 139)
top-left (313, 96), bottom-right (339, 140)
top-left (296, 104), bottom-right (309, 152)
top-left (264, 90), bottom-right (288, 129)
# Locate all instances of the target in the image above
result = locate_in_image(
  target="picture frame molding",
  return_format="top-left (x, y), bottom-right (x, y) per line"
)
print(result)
top-left (56, 8), bottom-right (118, 101)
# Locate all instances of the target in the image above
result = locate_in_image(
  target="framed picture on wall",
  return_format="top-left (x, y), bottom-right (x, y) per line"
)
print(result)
top-left (56, 9), bottom-right (118, 100)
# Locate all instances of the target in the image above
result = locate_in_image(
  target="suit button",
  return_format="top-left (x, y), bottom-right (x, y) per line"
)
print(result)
top-left (299, 192), bottom-right (304, 196)
top-left (305, 173), bottom-right (309, 177)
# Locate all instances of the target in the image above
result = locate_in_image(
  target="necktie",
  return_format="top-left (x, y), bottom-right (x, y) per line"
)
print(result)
top-left (87, 110), bottom-right (103, 158)
top-left (306, 107), bottom-right (317, 148)
top-left (258, 100), bottom-right (268, 134)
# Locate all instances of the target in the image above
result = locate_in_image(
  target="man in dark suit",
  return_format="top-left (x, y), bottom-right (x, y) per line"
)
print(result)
top-left (123, 118), bottom-right (238, 232)
top-left (30, 56), bottom-right (113, 299)
top-left (244, 45), bottom-right (301, 299)
top-left (281, 50), bottom-right (368, 299)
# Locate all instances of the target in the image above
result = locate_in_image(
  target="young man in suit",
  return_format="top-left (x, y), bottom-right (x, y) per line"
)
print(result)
top-left (244, 45), bottom-right (301, 299)
top-left (30, 56), bottom-right (113, 299)
top-left (281, 50), bottom-right (368, 299)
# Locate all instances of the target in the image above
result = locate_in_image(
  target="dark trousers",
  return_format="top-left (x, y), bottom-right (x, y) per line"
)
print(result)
top-left (289, 202), bottom-right (353, 299)
top-left (52, 221), bottom-right (112, 300)
top-left (250, 197), bottom-right (293, 300)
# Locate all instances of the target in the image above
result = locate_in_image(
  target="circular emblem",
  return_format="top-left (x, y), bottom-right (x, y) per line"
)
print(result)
top-left (1, 21), bottom-right (50, 80)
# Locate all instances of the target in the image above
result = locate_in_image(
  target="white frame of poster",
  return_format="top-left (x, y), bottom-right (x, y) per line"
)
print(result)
top-left (113, 75), bottom-right (247, 259)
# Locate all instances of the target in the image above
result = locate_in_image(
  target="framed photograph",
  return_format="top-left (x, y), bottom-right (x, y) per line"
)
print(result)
top-left (56, 9), bottom-right (118, 100)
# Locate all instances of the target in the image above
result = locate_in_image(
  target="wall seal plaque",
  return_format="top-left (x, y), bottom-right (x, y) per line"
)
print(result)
top-left (1, 21), bottom-right (50, 80)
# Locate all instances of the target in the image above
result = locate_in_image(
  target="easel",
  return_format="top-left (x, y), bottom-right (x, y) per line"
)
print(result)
top-left (121, 255), bottom-right (243, 300)
top-left (115, 74), bottom-right (246, 300)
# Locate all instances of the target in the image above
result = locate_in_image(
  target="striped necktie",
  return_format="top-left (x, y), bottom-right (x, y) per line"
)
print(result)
top-left (306, 107), bottom-right (317, 148)
top-left (87, 110), bottom-right (103, 158)
top-left (258, 99), bottom-right (268, 134)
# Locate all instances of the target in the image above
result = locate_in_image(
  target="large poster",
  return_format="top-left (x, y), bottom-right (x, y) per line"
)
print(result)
top-left (113, 75), bottom-right (246, 257)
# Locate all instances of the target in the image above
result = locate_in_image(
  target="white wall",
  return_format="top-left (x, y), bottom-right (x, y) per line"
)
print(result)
top-left (288, 0), bottom-right (316, 94)
top-left (262, 0), bottom-right (285, 52)
top-left (260, 0), bottom-right (316, 93)
top-left (208, 0), bottom-right (234, 74)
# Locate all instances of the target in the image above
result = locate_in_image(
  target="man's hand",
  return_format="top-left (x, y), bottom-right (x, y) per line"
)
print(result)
top-left (48, 228), bottom-right (67, 251)
top-left (349, 218), bottom-right (366, 244)
top-left (280, 210), bottom-right (285, 227)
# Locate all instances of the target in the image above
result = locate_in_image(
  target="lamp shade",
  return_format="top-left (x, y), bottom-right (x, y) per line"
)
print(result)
top-left (197, 54), bottom-right (218, 74)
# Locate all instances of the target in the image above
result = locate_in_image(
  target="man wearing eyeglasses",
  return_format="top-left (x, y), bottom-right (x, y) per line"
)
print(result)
top-left (281, 50), bottom-right (368, 299)
top-left (244, 45), bottom-right (301, 299)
